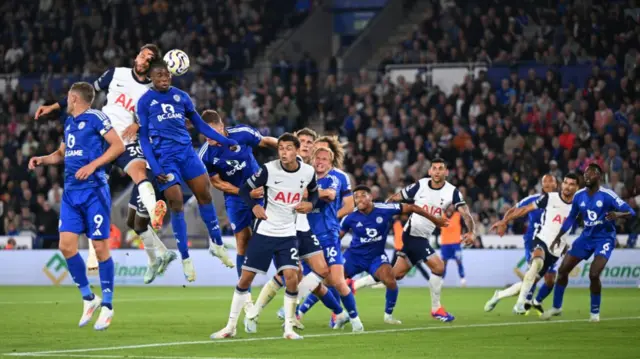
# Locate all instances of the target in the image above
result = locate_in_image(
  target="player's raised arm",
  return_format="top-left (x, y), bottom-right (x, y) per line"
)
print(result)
top-left (386, 181), bottom-right (420, 203)
top-left (35, 68), bottom-right (115, 120)
top-left (401, 203), bottom-right (449, 228)
top-left (28, 142), bottom-right (66, 169)
top-left (259, 136), bottom-right (278, 149)
top-left (75, 117), bottom-right (124, 180)
top-left (604, 190), bottom-right (637, 220)
top-left (491, 194), bottom-right (547, 233)
top-left (184, 94), bottom-right (237, 147)
top-left (136, 95), bottom-right (164, 178)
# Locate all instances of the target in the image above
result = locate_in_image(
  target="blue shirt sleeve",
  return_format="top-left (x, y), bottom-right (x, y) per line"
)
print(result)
top-left (57, 68), bottom-right (114, 109)
top-left (401, 181), bottom-right (420, 200)
top-left (339, 215), bottom-right (351, 233)
top-left (183, 92), bottom-right (237, 147)
top-left (341, 174), bottom-right (353, 198)
top-left (88, 111), bottom-right (113, 136)
top-left (607, 189), bottom-right (637, 216)
top-left (517, 194), bottom-right (538, 208)
top-left (234, 125), bottom-right (262, 147)
top-left (240, 165), bottom-right (268, 207)
top-left (198, 144), bottom-right (217, 177)
top-left (136, 94), bottom-right (164, 177)
top-left (534, 193), bottom-right (549, 209)
top-left (389, 203), bottom-right (402, 217)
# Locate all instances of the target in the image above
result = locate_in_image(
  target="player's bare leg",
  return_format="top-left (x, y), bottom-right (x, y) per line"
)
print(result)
top-left (514, 247), bottom-right (545, 315)
top-left (187, 174), bottom-right (233, 267)
top-left (164, 184), bottom-right (195, 282)
top-left (127, 161), bottom-right (166, 230)
top-left (424, 254), bottom-right (454, 322)
top-left (211, 269), bottom-right (257, 339)
top-left (59, 232), bottom-right (101, 327)
top-left (541, 254), bottom-right (581, 320)
top-left (587, 255), bottom-right (608, 322)
top-left (281, 268), bottom-right (303, 339)
top-left (530, 271), bottom-right (556, 314)
top-left (374, 264), bottom-right (401, 324)
top-left (326, 264), bottom-right (363, 331)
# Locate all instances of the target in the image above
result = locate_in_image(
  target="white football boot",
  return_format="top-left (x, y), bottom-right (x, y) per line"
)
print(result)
top-left (211, 326), bottom-right (236, 339)
top-left (209, 243), bottom-right (234, 268)
top-left (144, 258), bottom-right (162, 284)
top-left (157, 251), bottom-right (178, 274)
top-left (484, 290), bottom-right (500, 312)
top-left (78, 295), bottom-right (101, 327)
top-left (590, 313), bottom-right (600, 322)
top-left (94, 306), bottom-right (114, 331)
top-left (182, 258), bottom-right (196, 282)
top-left (383, 313), bottom-right (402, 325)
top-left (351, 316), bottom-right (364, 332)
top-left (540, 307), bottom-right (562, 320)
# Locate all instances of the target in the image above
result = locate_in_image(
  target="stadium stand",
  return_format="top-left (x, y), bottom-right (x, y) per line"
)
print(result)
top-left (0, 0), bottom-right (637, 250)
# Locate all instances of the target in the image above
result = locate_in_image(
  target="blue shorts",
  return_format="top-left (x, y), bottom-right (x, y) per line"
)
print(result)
top-left (568, 235), bottom-right (615, 261)
top-left (128, 178), bottom-right (164, 218)
top-left (344, 249), bottom-right (390, 279)
top-left (398, 232), bottom-right (437, 266)
top-left (441, 243), bottom-right (462, 261)
top-left (316, 231), bottom-right (344, 266)
top-left (115, 143), bottom-right (146, 172)
top-left (225, 198), bottom-right (260, 234)
top-left (154, 144), bottom-right (207, 192)
top-left (243, 233), bottom-right (299, 274)
top-left (59, 185), bottom-right (111, 240)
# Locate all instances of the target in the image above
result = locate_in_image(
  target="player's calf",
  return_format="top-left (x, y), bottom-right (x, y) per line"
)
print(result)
top-left (376, 264), bottom-right (401, 325)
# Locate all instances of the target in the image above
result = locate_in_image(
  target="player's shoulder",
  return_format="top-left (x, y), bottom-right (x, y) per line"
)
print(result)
top-left (113, 67), bottom-right (132, 75)
top-left (299, 162), bottom-right (316, 176)
top-left (573, 188), bottom-right (587, 198)
top-left (171, 86), bottom-right (190, 98)
top-left (198, 142), bottom-right (214, 160)
top-left (84, 109), bottom-right (110, 122)
top-left (227, 124), bottom-right (259, 134)
top-left (599, 186), bottom-right (620, 199)
top-left (373, 202), bottom-right (401, 212)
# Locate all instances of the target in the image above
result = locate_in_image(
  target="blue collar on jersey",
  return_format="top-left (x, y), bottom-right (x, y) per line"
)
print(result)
top-left (281, 161), bottom-right (301, 173)
top-left (131, 69), bottom-right (151, 84)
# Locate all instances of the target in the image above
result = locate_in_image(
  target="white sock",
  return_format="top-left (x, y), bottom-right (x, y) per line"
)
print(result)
top-left (148, 225), bottom-right (167, 255)
top-left (138, 181), bottom-right (158, 218)
top-left (284, 290), bottom-right (298, 332)
top-left (355, 275), bottom-right (377, 290)
top-left (248, 277), bottom-right (282, 318)
top-left (518, 258), bottom-right (542, 305)
top-left (139, 229), bottom-right (157, 264)
top-left (297, 272), bottom-right (323, 302)
top-left (429, 274), bottom-right (443, 311)
top-left (226, 289), bottom-right (249, 329)
top-left (497, 282), bottom-right (522, 300)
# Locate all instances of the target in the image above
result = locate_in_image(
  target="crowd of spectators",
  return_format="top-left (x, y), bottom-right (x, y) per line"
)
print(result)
top-left (0, 0), bottom-right (308, 243)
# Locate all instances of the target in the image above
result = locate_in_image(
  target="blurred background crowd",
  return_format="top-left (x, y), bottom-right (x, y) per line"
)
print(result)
top-left (0, 0), bottom-right (638, 249)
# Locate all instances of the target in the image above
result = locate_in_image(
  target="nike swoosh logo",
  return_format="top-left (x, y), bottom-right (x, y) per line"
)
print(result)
top-left (116, 84), bottom-right (124, 87)
top-left (275, 181), bottom-right (283, 184)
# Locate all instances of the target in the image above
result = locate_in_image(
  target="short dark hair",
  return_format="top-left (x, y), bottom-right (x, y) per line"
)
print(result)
top-left (202, 110), bottom-right (223, 125)
top-left (278, 133), bottom-right (300, 148)
top-left (70, 82), bottom-right (95, 104)
top-left (431, 157), bottom-right (447, 168)
top-left (295, 128), bottom-right (318, 141)
top-left (564, 172), bottom-right (579, 182)
top-left (141, 43), bottom-right (162, 61)
top-left (587, 163), bottom-right (603, 174)
top-left (353, 185), bottom-right (371, 193)
top-left (148, 58), bottom-right (168, 73)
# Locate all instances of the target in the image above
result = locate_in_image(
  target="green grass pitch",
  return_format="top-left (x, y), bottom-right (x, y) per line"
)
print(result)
top-left (1, 286), bottom-right (638, 359)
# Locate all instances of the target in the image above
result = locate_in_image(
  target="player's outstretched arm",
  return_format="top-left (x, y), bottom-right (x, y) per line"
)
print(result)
top-left (259, 136), bottom-right (278, 149)
top-left (184, 96), bottom-right (237, 147)
top-left (605, 193), bottom-right (637, 220)
top-left (337, 196), bottom-right (354, 219)
top-left (402, 204), bottom-right (449, 228)
top-left (76, 128), bottom-right (124, 180)
top-left (457, 204), bottom-right (476, 245)
top-left (29, 143), bottom-right (65, 168)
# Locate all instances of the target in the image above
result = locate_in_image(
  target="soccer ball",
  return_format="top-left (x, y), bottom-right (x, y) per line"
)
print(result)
top-left (163, 49), bottom-right (190, 76)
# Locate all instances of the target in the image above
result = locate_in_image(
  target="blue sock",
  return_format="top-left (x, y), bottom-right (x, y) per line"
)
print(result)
top-left (328, 286), bottom-right (340, 302)
top-left (98, 257), bottom-right (114, 309)
top-left (457, 259), bottom-right (465, 279)
top-left (299, 294), bottom-right (320, 315)
top-left (385, 287), bottom-right (399, 315)
top-left (171, 210), bottom-right (189, 259)
top-left (198, 203), bottom-right (223, 246)
top-left (590, 293), bottom-right (601, 314)
top-left (526, 285), bottom-right (535, 301)
top-left (340, 292), bottom-right (359, 318)
top-left (552, 283), bottom-right (566, 309)
top-left (319, 290), bottom-right (344, 315)
top-left (535, 283), bottom-right (553, 303)
top-left (65, 253), bottom-right (94, 301)
top-left (442, 261), bottom-right (447, 278)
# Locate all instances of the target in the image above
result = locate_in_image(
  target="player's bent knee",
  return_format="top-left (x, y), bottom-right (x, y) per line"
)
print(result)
top-left (126, 210), bottom-right (136, 230)
top-left (134, 215), bottom-right (150, 233)
top-left (59, 236), bottom-right (79, 257)
top-left (92, 240), bottom-right (111, 261)
top-left (588, 269), bottom-right (602, 282)
top-left (167, 198), bottom-right (183, 213)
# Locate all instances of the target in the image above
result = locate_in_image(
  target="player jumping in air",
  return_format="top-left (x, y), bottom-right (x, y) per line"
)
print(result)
top-left (245, 131), bottom-right (347, 332)
top-left (136, 58), bottom-right (238, 282)
top-left (340, 185), bottom-right (448, 324)
top-left (198, 110), bottom-right (278, 291)
top-left (29, 82), bottom-right (125, 330)
top-left (489, 173), bottom-right (579, 314)
top-left (360, 158), bottom-right (475, 322)
top-left (485, 174), bottom-right (559, 314)
top-left (211, 133), bottom-right (318, 340)
top-left (36, 44), bottom-right (175, 284)
top-left (542, 164), bottom-right (636, 322)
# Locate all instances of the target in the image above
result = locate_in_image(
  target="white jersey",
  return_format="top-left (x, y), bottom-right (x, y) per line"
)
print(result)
top-left (247, 160), bottom-right (318, 237)
top-left (401, 178), bottom-right (465, 238)
top-left (295, 155), bottom-right (311, 232)
top-left (532, 192), bottom-right (573, 257)
top-left (94, 67), bottom-right (152, 145)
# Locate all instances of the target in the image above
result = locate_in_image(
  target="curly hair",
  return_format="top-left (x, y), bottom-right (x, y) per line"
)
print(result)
top-left (315, 135), bottom-right (345, 169)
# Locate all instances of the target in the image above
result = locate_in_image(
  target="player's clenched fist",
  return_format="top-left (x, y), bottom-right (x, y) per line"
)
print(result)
top-left (250, 187), bottom-right (264, 199)
top-left (75, 164), bottom-right (97, 180)
top-left (252, 205), bottom-right (267, 220)
top-left (28, 157), bottom-right (44, 170)
top-left (295, 201), bottom-right (313, 214)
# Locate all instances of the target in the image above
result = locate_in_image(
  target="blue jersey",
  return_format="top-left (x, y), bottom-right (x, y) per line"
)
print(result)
top-left (516, 194), bottom-right (543, 242)
top-left (62, 109), bottom-right (113, 190)
top-left (136, 86), bottom-right (234, 177)
top-left (561, 187), bottom-right (636, 239)
top-left (198, 125), bottom-right (262, 201)
top-left (308, 172), bottom-right (342, 236)
top-left (340, 203), bottom-right (402, 256)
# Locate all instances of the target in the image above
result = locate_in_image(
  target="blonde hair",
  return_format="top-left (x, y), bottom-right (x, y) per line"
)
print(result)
top-left (312, 146), bottom-right (334, 162)
top-left (315, 135), bottom-right (345, 169)
top-left (295, 127), bottom-right (318, 141)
